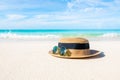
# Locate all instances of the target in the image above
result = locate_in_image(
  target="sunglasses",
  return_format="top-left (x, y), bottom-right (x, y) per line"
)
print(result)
top-left (52, 46), bottom-right (71, 56)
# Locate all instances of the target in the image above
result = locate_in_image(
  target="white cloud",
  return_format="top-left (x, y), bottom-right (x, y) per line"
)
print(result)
top-left (6, 14), bottom-right (26, 20)
top-left (67, 2), bottom-right (74, 10)
top-left (34, 14), bottom-right (79, 21)
top-left (0, 0), bottom-right (120, 29)
top-left (0, 4), bottom-right (7, 10)
top-left (0, 12), bottom-right (119, 29)
top-left (34, 14), bottom-right (51, 19)
top-left (66, 0), bottom-right (119, 13)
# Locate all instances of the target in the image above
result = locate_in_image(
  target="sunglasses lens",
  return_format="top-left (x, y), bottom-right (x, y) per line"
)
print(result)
top-left (53, 46), bottom-right (58, 54)
top-left (60, 46), bottom-right (66, 55)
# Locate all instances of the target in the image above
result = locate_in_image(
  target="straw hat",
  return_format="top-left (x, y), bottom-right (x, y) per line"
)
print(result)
top-left (49, 38), bottom-right (101, 58)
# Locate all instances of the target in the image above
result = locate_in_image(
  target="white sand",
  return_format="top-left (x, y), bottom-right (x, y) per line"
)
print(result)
top-left (0, 40), bottom-right (120, 80)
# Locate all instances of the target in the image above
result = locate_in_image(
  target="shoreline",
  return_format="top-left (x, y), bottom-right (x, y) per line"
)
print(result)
top-left (0, 37), bottom-right (120, 42)
top-left (0, 29), bottom-right (120, 41)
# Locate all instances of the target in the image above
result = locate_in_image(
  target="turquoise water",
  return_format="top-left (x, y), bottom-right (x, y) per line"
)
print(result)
top-left (0, 29), bottom-right (120, 40)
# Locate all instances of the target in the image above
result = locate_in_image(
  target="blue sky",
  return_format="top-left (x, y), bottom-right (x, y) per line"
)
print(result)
top-left (0, 0), bottom-right (120, 29)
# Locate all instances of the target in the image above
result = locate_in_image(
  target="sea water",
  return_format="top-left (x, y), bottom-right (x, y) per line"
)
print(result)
top-left (0, 29), bottom-right (120, 41)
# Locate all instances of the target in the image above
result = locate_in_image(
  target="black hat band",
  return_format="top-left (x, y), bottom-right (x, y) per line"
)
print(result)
top-left (58, 43), bottom-right (89, 49)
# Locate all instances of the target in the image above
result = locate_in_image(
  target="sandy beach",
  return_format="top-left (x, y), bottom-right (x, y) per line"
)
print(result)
top-left (0, 39), bottom-right (120, 80)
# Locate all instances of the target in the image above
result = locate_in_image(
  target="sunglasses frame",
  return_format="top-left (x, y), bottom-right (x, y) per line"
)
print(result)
top-left (52, 46), bottom-right (71, 56)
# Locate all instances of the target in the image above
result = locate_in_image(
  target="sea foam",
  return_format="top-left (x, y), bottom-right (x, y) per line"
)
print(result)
top-left (0, 32), bottom-right (120, 41)
top-left (98, 33), bottom-right (120, 38)
top-left (0, 33), bottom-right (60, 40)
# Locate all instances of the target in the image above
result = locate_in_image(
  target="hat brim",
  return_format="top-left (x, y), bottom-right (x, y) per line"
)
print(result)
top-left (49, 50), bottom-right (101, 59)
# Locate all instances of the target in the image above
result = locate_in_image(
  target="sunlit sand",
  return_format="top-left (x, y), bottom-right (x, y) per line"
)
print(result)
top-left (0, 39), bottom-right (120, 80)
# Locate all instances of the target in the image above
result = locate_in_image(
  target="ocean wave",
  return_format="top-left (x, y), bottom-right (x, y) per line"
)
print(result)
top-left (0, 33), bottom-right (60, 39)
top-left (98, 33), bottom-right (120, 38)
top-left (0, 32), bottom-right (120, 40)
